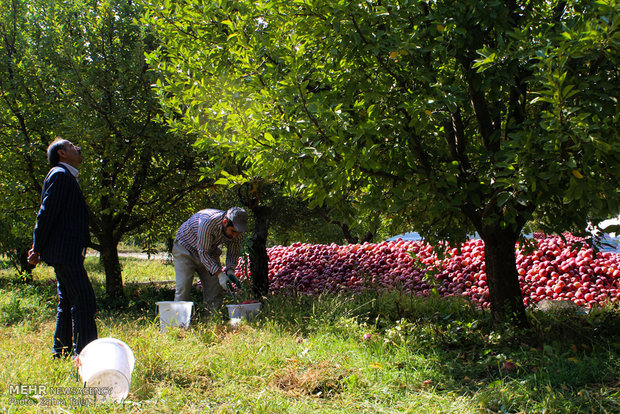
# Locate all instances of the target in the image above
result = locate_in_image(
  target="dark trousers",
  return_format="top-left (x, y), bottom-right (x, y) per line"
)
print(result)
top-left (52, 261), bottom-right (98, 356)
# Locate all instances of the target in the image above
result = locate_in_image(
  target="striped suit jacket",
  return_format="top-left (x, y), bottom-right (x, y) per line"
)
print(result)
top-left (33, 164), bottom-right (90, 264)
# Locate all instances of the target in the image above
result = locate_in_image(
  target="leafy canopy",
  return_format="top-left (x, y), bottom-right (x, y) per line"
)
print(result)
top-left (0, 0), bottom-right (209, 279)
top-left (145, 0), bottom-right (620, 243)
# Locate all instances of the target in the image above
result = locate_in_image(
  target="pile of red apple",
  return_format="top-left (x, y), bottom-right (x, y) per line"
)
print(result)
top-left (234, 233), bottom-right (620, 309)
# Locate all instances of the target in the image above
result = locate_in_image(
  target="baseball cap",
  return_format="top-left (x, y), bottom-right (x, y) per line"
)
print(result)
top-left (226, 207), bottom-right (248, 232)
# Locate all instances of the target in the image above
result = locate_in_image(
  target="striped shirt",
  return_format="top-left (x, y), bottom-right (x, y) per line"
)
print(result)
top-left (175, 209), bottom-right (243, 275)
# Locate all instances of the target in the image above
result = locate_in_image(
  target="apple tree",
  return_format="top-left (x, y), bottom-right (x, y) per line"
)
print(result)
top-left (145, 0), bottom-right (619, 325)
top-left (0, 0), bottom-right (211, 297)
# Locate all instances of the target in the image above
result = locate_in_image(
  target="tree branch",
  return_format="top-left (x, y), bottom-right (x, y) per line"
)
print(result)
top-left (445, 108), bottom-right (472, 173)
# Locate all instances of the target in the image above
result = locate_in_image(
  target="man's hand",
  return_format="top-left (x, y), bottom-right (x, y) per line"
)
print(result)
top-left (217, 270), bottom-right (241, 292)
top-left (27, 249), bottom-right (41, 266)
top-left (217, 271), bottom-right (232, 292)
top-left (226, 269), bottom-right (241, 290)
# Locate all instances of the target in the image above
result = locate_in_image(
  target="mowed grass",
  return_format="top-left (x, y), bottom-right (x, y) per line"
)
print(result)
top-left (0, 257), bottom-right (618, 413)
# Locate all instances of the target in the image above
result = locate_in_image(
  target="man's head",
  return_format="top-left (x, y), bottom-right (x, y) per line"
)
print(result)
top-left (222, 207), bottom-right (248, 239)
top-left (47, 138), bottom-right (82, 167)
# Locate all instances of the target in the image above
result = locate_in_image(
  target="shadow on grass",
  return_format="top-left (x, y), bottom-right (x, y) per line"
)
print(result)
top-left (258, 290), bottom-right (620, 413)
top-left (0, 258), bottom-right (212, 327)
top-left (2, 262), bottom-right (618, 412)
top-left (0, 268), bottom-right (58, 326)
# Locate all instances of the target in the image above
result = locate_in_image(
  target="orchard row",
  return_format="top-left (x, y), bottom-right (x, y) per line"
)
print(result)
top-left (235, 233), bottom-right (620, 308)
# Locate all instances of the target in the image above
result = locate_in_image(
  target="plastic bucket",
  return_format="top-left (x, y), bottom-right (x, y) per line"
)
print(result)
top-left (77, 338), bottom-right (135, 402)
top-left (156, 301), bottom-right (194, 332)
top-left (226, 302), bottom-right (261, 326)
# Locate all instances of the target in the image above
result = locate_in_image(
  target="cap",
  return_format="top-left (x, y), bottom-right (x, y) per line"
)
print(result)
top-left (226, 207), bottom-right (248, 232)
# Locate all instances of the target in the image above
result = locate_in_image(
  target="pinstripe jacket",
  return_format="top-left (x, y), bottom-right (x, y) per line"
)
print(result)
top-left (32, 164), bottom-right (90, 264)
top-left (175, 209), bottom-right (243, 275)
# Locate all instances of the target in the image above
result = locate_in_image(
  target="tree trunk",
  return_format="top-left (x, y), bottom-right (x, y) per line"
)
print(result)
top-left (482, 229), bottom-right (528, 327)
top-left (248, 206), bottom-right (271, 299)
top-left (98, 232), bottom-right (124, 299)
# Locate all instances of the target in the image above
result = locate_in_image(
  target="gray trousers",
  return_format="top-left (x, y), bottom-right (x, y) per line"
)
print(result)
top-left (172, 241), bottom-right (224, 311)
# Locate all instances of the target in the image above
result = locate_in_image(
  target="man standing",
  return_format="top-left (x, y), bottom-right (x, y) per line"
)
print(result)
top-left (28, 138), bottom-right (97, 358)
top-left (173, 207), bottom-right (248, 311)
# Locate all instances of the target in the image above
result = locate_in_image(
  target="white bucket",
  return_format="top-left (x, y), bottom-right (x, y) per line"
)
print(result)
top-left (77, 338), bottom-right (135, 402)
top-left (226, 302), bottom-right (261, 326)
top-left (156, 301), bottom-right (194, 332)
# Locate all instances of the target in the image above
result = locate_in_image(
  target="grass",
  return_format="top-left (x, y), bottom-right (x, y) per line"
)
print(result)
top-left (0, 257), bottom-right (618, 413)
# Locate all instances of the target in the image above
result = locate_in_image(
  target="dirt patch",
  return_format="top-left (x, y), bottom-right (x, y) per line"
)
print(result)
top-left (271, 359), bottom-right (351, 398)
